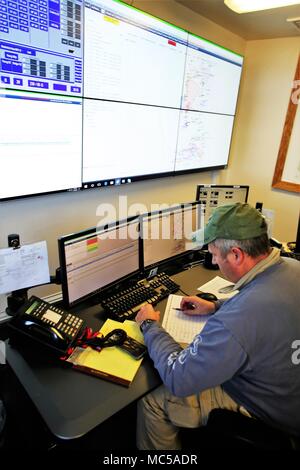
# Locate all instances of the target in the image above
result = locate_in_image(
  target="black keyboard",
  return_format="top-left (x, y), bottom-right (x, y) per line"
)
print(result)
top-left (101, 273), bottom-right (180, 321)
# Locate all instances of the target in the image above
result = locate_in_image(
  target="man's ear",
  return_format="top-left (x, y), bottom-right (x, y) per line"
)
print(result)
top-left (230, 247), bottom-right (244, 264)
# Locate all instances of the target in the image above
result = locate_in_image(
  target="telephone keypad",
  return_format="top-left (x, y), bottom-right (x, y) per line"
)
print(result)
top-left (10, 295), bottom-right (86, 355)
top-left (24, 296), bottom-right (85, 340)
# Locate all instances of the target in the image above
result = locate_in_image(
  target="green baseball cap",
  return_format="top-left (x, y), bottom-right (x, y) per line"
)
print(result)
top-left (192, 203), bottom-right (267, 245)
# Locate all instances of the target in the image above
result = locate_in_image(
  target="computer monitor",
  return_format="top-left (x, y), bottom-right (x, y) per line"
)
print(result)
top-left (58, 217), bottom-right (140, 307)
top-left (196, 184), bottom-right (249, 225)
top-left (141, 201), bottom-right (203, 271)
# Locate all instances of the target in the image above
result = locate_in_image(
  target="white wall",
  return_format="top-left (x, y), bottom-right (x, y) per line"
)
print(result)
top-left (0, 172), bottom-right (213, 277)
top-left (221, 37), bottom-right (300, 241)
top-left (0, 1), bottom-right (245, 305)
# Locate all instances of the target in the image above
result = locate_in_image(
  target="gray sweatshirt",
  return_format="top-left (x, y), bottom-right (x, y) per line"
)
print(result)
top-left (143, 257), bottom-right (300, 436)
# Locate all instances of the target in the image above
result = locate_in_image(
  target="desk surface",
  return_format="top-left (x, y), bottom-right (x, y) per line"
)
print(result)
top-left (6, 265), bottom-right (218, 440)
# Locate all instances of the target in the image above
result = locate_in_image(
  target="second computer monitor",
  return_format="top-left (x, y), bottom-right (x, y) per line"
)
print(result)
top-left (196, 184), bottom-right (249, 225)
top-left (141, 202), bottom-right (203, 271)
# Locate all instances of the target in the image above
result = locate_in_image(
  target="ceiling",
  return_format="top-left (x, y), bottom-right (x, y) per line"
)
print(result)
top-left (175, 0), bottom-right (300, 39)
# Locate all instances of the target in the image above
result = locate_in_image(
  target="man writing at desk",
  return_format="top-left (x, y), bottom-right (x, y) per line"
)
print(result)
top-left (135, 203), bottom-right (300, 450)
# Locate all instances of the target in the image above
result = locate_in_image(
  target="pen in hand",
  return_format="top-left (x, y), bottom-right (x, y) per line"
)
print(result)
top-left (173, 302), bottom-right (195, 312)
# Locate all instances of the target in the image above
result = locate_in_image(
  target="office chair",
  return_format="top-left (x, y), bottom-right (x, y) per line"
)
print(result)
top-left (181, 409), bottom-right (300, 450)
top-left (207, 409), bottom-right (300, 450)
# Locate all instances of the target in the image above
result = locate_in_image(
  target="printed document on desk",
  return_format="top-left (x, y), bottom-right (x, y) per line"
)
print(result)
top-left (198, 276), bottom-right (238, 299)
top-left (162, 295), bottom-right (208, 345)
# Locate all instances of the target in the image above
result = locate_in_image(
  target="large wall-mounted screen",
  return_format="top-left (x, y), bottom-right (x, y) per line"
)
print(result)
top-left (0, 0), bottom-right (243, 200)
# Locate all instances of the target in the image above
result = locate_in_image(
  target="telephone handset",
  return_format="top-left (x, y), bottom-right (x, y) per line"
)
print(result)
top-left (9, 295), bottom-right (85, 356)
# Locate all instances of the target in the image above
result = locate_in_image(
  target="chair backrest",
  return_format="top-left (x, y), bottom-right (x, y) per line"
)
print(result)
top-left (206, 409), bottom-right (300, 450)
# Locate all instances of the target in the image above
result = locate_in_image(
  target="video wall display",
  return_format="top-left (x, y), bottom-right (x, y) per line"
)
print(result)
top-left (0, 0), bottom-right (243, 199)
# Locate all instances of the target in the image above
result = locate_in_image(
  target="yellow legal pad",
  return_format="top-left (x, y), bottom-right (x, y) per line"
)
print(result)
top-left (66, 319), bottom-right (145, 386)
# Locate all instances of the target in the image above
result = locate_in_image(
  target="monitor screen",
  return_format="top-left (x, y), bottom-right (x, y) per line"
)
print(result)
top-left (0, 91), bottom-right (82, 199)
top-left (196, 184), bottom-right (249, 225)
top-left (58, 217), bottom-right (140, 307)
top-left (0, 0), bottom-right (243, 200)
top-left (82, 100), bottom-right (179, 183)
top-left (141, 202), bottom-right (203, 270)
top-left (81, 0), bottom-right (243, 189)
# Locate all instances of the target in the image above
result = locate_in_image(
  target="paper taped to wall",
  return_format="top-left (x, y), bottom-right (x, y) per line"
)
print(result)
top-left (0, 241), bottom-right (50, 294)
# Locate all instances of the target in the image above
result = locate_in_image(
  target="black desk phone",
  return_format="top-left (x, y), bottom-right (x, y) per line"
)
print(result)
top-left (8, 295), bottom-right (85, 356)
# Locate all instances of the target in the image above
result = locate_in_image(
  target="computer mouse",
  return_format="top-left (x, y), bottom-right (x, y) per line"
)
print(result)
top-left (197, 292), bottom-right (218, 302)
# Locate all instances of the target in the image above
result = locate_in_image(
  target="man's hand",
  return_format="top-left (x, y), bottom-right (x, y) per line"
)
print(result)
top-left (180, 296), bottom-right (216, 316)
top-left (135, 304), bottom-right (160, 326)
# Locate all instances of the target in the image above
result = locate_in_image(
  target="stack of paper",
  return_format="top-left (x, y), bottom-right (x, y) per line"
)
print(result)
top-left (162, 277), bottom-right (239, 345)
top-left (66, 319), bottom-right (145, 387)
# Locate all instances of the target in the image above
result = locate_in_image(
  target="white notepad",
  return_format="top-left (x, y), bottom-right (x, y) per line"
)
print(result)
top-left (162, 294), bottom-right (208, 345)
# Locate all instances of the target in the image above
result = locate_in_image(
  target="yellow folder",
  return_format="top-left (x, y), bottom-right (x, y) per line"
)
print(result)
top-left (66, 319), bottom-right (145, 386)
